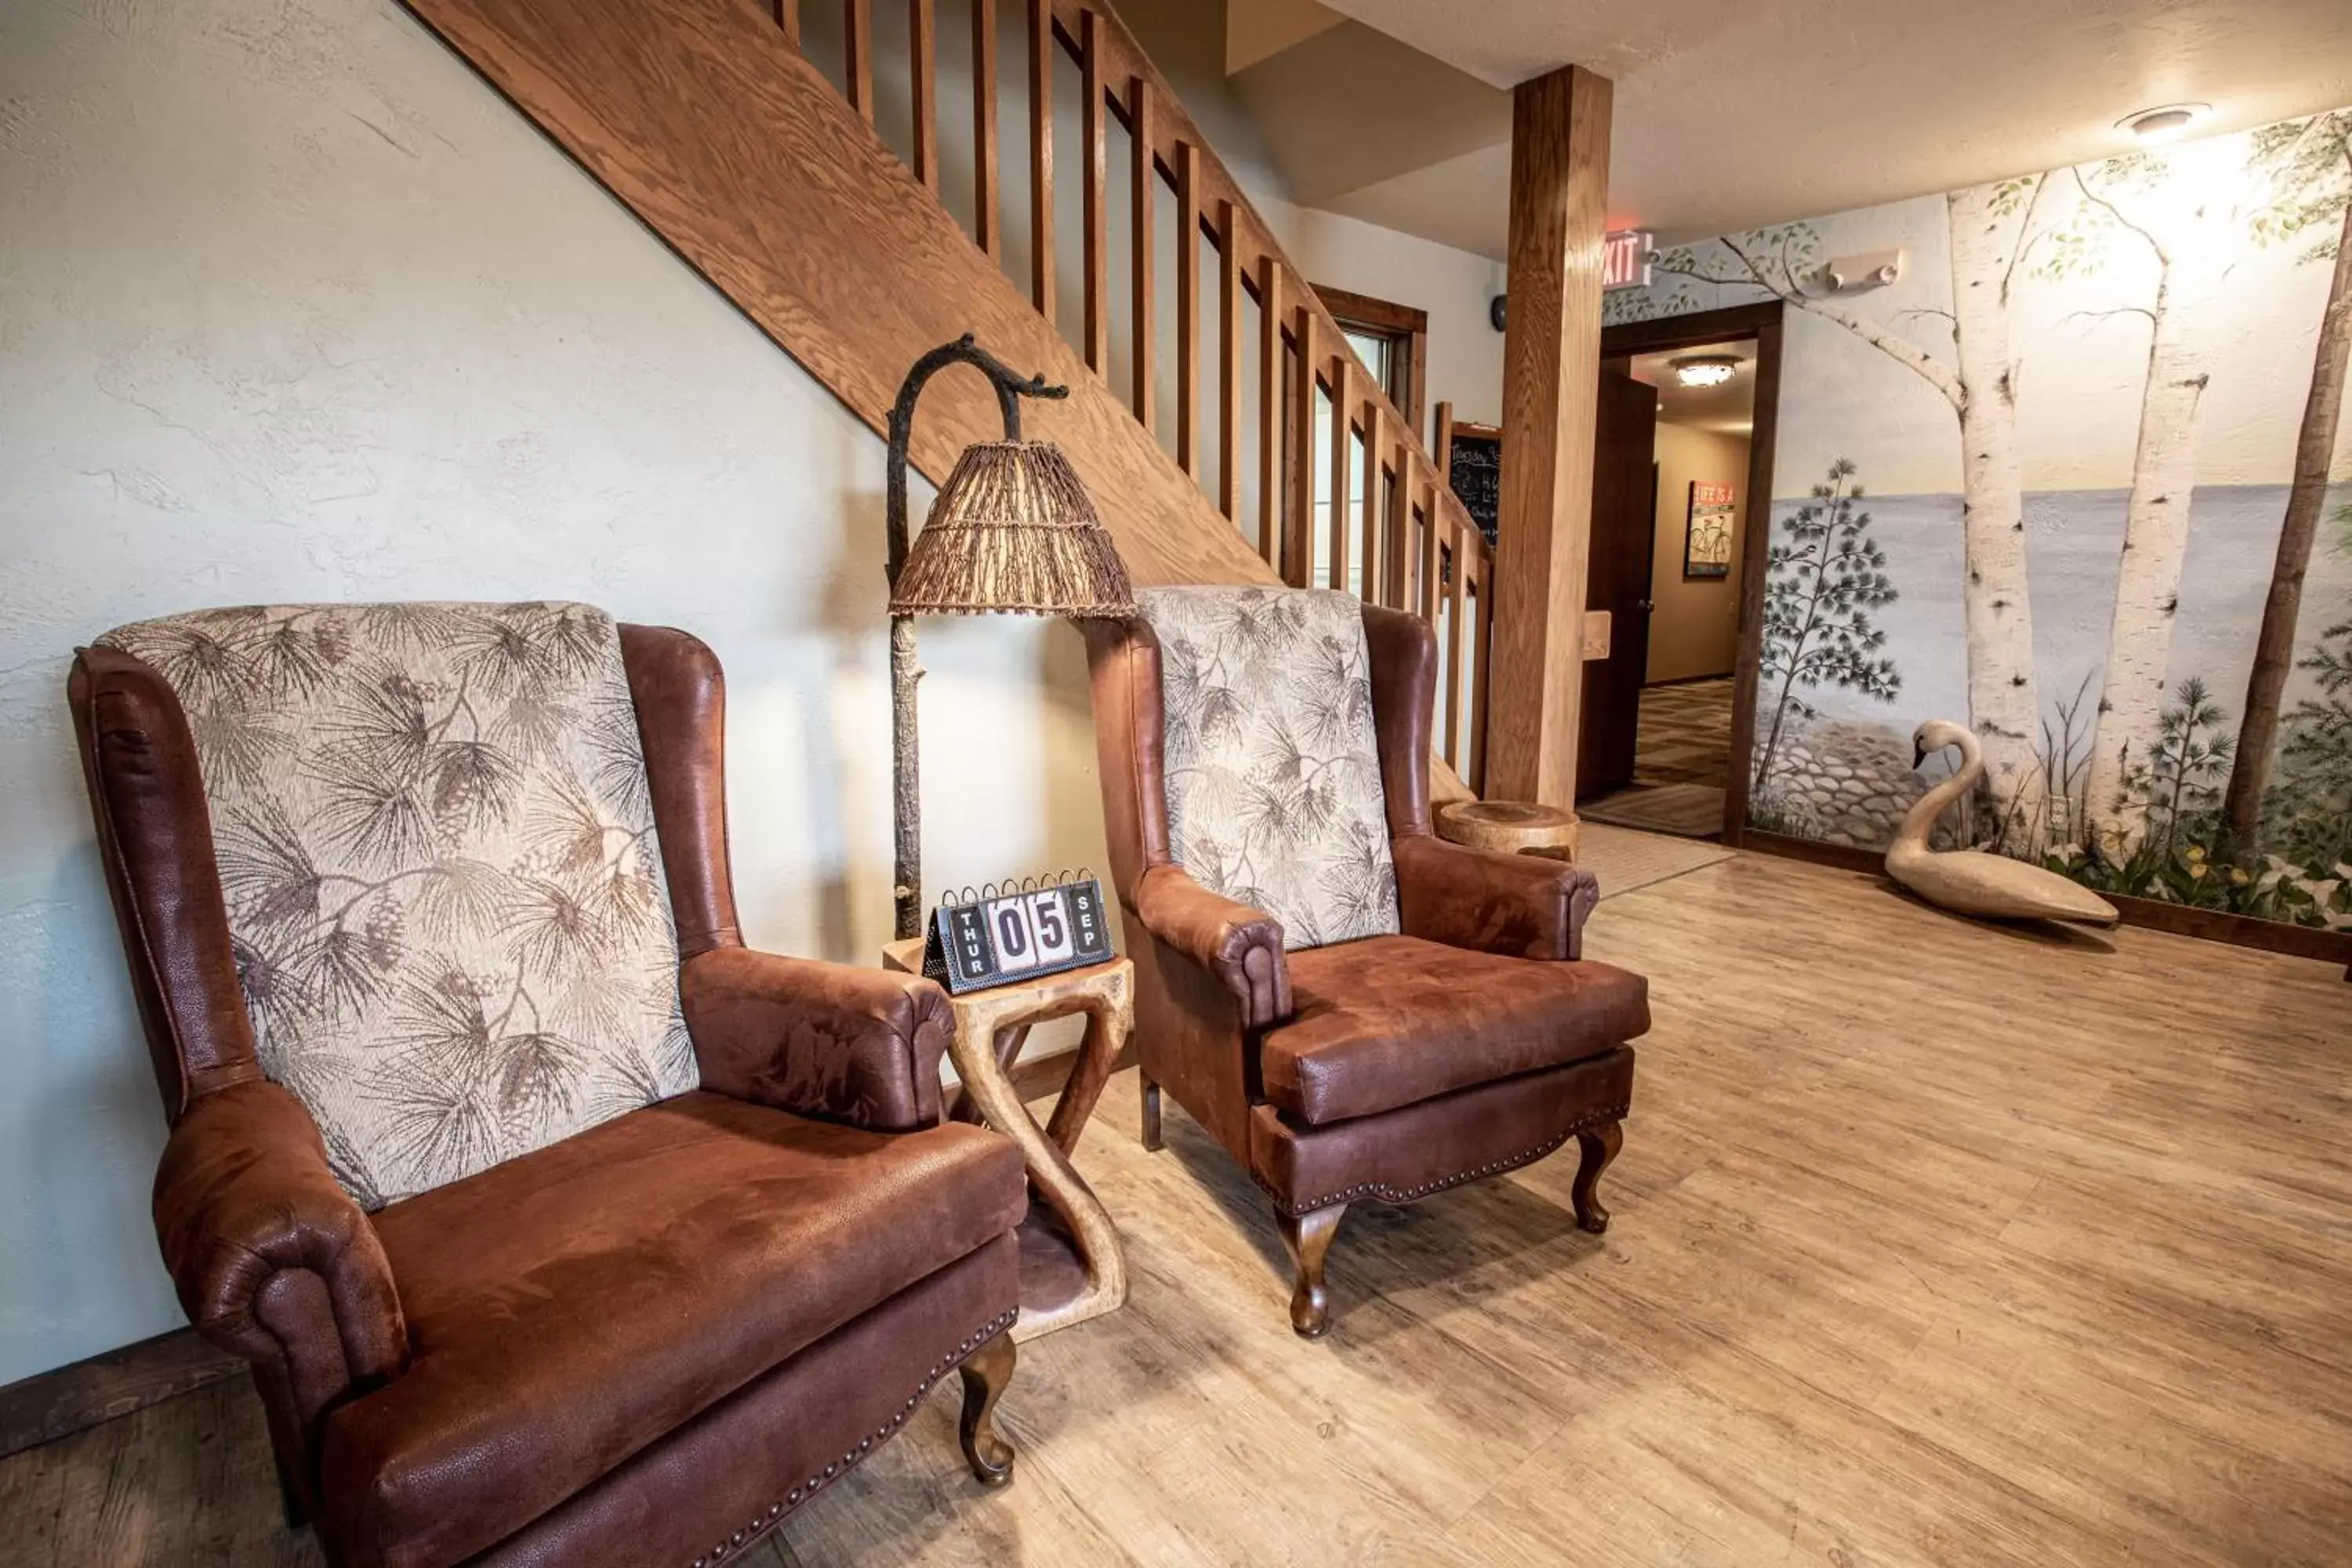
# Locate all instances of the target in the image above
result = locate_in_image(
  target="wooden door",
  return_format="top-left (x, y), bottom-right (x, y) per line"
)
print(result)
top-left (1577, 368), bottom-right (1659, 799)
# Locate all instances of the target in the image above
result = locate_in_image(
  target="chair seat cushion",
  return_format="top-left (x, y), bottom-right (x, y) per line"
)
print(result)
top-left (1261, 936), bottom-right (1650, 1125)
top-left (321, 1091), bottom-right (1025, 1568)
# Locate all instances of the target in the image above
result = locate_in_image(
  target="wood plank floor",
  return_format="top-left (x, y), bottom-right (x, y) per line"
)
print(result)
top-left (4, 848), bottom-right (2347, 1566)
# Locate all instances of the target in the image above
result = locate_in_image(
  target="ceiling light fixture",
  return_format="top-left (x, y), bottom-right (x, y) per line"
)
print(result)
top-left (1672, 355), bottom-right (1740, 389)
top-left (2118, 103), bottom-right (2209, 142)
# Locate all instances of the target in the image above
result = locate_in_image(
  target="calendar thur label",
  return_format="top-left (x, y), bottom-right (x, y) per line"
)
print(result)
top-left (924, 879), bottom-right (1114, 994)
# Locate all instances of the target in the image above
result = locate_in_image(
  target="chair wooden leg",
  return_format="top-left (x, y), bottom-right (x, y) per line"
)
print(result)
top-left (273, 1447), bottom-right (310, 1531)
top-left (1139, 1073), bottom-right (1163, 1152)
top-left (957, 1333), bottom-right (1017, 1487)
top-left (1277, 1203), bottom-right (1346, 1338)
top-left (1573, 1120), bottom-right (1624, 1235)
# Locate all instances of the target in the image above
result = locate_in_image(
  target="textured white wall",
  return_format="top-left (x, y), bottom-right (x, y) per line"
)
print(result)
top-left (0, 0), bottom-right (1109, 1385)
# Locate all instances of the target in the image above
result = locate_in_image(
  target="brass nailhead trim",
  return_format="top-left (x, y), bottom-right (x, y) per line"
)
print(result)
top-left (685, 1307), bottom-right (1018, 1566)
top-left (1265, 1105), bottom-right (1628, 1216)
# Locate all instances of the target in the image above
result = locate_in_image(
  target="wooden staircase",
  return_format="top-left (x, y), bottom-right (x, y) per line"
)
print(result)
top-left (401, 0), bottom-right (1501, 790)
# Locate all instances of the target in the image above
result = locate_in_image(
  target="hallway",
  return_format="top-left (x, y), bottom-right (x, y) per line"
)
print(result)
top-left (1581, 677), bottom-right (1735, 837)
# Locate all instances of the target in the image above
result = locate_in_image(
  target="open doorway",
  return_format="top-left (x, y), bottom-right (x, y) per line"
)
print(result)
top-left (1580, 303), bottom-right (1784, 840)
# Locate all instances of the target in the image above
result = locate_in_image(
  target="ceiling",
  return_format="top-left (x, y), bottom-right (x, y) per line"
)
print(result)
top-left (1627, 342), bottom-right (1756, 437)
top-left (1242, 0), bottom-right (2352, 256)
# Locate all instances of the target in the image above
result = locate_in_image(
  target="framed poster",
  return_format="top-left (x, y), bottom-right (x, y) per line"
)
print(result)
top-left (1684, 481), bottom-right (1735, 579)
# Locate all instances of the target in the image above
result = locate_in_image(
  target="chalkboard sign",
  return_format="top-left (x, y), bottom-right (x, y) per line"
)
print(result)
top-left (1449, 431), bottom-right (1502, 549)
top-left (922, 875), bottom-right (1114, 994)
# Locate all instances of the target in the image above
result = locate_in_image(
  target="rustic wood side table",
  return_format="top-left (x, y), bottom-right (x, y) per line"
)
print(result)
top-left (1436, 798), bottom-right (1581, 862)
top-left (883, 940), bottom-right (1134, 1341)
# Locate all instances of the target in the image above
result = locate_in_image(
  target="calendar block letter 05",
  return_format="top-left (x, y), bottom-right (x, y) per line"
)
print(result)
top-left (1025, 891), bottom-right (1076, 964)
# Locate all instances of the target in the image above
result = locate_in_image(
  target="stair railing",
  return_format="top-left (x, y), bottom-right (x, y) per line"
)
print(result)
top-left (764, 0), bottom-right (1495, 791)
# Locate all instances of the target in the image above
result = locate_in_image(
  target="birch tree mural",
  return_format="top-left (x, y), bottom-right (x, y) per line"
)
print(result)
top-left (1650, 194), bottom-right (2049, 849)
top-left (2220, 110), bottom-right (2352, 856)
top-left (1607, 101), bottom-right (2352, 927)
top-left (2056, 143), bottom-right (2240, 859)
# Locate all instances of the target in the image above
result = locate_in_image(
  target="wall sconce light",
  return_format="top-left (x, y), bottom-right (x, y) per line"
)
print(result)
top-left (1671, 355), bottom-right (1740, 389)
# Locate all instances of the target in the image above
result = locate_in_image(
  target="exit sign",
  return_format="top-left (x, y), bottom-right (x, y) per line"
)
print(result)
top-left (1602, 230), bottom-right (1653, 291)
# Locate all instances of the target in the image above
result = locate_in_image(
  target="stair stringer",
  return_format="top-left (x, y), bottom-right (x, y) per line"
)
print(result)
top-left (399, 0), bottom-right (1275, 590)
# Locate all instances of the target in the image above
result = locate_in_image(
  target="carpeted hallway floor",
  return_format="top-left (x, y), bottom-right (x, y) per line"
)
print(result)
top-left (1581, 677), bottom-right (1735, 837)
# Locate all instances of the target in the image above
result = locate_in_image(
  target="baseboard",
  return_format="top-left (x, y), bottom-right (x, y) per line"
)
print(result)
top-left (1739, 829), bottom-right (1882, 874)
top-left (0, 1327), bottom-right (240, 1461)
top-left (1740, 830), bottom-right (2352, 972)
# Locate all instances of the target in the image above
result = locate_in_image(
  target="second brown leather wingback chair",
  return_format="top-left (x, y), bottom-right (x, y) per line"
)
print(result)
top-left (71, 601), bottom-right (1026, 1568)
top-left (1085, 586), bottom-right (1650, 1336)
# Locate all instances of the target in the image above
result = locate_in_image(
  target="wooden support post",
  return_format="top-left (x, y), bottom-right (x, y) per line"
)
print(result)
top-left (1487, 64), bottom-right (1611, 808)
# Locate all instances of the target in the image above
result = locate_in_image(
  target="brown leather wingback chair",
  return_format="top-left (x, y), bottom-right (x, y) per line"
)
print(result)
top-left (70, 602), bottom-right (1026, 1568)
top-left (1084, 586), bottom-right (1650, 1337)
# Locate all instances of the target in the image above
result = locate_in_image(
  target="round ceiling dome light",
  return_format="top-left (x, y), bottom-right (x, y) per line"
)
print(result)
top-left (1672, 354), bottom-right (1740, 389)
top-left (2118, 103), bottom-right (2209, 141)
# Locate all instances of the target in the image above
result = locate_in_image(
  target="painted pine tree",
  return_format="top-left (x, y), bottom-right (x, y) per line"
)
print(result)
top-left (1751, 459), bottom-right (1902, 800)
top-left (1646, 199), bottom-right (2048, 847)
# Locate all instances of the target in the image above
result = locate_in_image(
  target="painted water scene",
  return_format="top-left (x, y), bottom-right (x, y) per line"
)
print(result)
top-left (1609, 105), bottom-right (2352, 930)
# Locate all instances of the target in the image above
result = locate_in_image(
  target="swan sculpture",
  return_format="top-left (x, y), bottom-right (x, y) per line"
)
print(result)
top-left (1886, 719), bottom-right (2120, 925)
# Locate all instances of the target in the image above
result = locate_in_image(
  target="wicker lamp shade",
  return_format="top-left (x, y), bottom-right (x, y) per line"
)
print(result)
top-left (890, 441), bottom-right (1134, 618)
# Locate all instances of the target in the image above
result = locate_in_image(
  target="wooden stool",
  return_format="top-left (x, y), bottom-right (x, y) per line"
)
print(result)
top-left (1436, 799), bottom-right (1581, 862)
top-left (883, 940), bottom-right (1133, 1341)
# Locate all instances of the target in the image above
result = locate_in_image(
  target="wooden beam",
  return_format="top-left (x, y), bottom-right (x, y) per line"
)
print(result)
top-left (1486, 64), bottom-right (1611, 808)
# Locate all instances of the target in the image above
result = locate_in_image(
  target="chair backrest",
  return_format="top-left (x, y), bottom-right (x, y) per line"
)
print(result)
top-left (1132, 586), bottom-right (1400, 950)
top-left (89, 603), bottom-right (696, 1207)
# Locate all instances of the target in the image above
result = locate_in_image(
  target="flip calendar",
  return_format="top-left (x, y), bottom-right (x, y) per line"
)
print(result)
top-left (923, 873), bottom-right (1115, 994)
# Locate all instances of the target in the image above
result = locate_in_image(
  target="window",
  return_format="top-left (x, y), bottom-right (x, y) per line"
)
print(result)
top-left (1313, 285), bottom-right (1428, 434)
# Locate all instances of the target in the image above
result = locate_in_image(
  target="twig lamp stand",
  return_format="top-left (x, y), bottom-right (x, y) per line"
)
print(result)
top-left (884, 335), bottom-right (1135, 940)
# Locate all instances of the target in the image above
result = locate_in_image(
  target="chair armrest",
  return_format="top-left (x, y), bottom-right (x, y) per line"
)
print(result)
top-left (154, 1081), bottom-right (409, 1428)
top-left (1132, 864), bottom-right (1291, 1029)
top-left (681, 946), bottom-right (950, 1131)
top-left (1392, 833), bottom-right (1600, 961)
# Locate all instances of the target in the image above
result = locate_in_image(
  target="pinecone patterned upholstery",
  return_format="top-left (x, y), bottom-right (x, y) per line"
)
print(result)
top-left (1135, 586), bottom-right (1399, 950)
top-left (98, 602), bottom-right (695, 1207)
